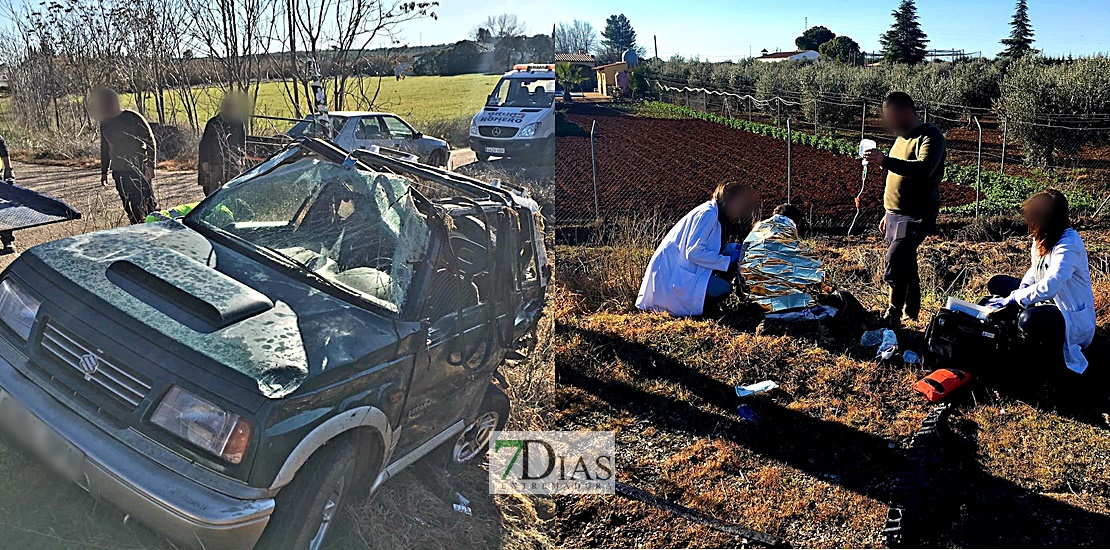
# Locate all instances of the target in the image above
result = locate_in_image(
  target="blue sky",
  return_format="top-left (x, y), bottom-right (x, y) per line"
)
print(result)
top-left (538, 0), bottom-right (1110, 59)
top-left (402, 0), bottom-right (1107, 58)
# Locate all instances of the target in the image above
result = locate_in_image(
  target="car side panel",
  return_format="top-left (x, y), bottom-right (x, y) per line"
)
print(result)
top-left (250, 347), bottom-right (418, 488)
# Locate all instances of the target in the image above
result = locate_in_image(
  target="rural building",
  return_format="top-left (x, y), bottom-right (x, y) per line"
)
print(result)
top-left (756, 49), bottom-right (819, 62)
top-left (556, 51), bottom-right (597, 91)
top-left (594, 61), bottom-right (627, 96)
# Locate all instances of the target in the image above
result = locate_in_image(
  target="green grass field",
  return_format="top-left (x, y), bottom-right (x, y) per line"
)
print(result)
top-left (123, 73), bottom-right (501, 134)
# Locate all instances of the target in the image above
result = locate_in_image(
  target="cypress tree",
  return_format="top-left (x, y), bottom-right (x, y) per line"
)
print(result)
top-left (879, 0), bottom-right (929, 64)
top-left (1000, 0), bottom-right (1037, 58)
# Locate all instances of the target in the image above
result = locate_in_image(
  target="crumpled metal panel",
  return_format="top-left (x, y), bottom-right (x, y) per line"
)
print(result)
top-left (741, 214), bottom-right (826, 313)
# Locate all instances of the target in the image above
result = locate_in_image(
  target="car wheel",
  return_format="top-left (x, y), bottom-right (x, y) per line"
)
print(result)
top-left (257, 437), bottom-right (357, 550)
top-left (475, 150), bottom-right (491, 163)
top-left (427, 149), bottom-right (448, 167)
top-left (452, 384), bottom-right (510, 464)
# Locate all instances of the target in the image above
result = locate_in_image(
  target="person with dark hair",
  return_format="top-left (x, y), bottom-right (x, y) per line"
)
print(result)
top-left (95, 88), bottom-right (159, 224)
top-left (986, 189), bottom-right (1096, 374)
top-left (0, 133), bottom-right (12, 181)
top-left (637, 181), bottom-right (755, 316)
top-left (198, 95), bottom-right (247, 196)
top-left (863, 91), bottom-right (947, 328)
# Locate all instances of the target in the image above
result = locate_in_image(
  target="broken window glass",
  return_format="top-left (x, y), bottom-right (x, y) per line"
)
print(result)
top-left (191, 157), bottom-right (429, 313)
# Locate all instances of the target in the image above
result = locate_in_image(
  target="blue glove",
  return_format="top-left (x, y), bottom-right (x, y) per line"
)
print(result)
top-left (724, 242), bottom-right (743, 264)
top-left (987, 295), bottom-right (1017, 309)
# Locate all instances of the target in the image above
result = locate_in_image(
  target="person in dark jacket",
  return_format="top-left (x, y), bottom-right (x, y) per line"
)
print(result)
top-left (0, 133), bottom-right (12, 181)
top-left (198, 96), bottom-right (247, 196)
top-left (95, 88), bottom-right (159, 224)
top-left (862, 91), bottom-right (947, 328)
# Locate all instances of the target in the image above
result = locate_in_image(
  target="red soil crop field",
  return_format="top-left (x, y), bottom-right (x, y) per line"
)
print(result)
top-left (556, 104), bottom-right (975, 228)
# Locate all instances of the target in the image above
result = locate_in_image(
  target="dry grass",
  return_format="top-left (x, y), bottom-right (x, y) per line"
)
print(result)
top-left (553, 220), bottom-right (1110, 548)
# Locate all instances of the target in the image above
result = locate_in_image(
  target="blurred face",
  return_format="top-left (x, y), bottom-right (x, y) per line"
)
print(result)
top-left (724, 189), bottom-right (754, 221)
top-left (881, 103), bottom-right (916, 136)
top-left (91, 94), bottom-right (121, 121)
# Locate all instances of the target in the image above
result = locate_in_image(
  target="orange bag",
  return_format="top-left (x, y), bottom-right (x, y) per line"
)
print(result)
top-left (914, 369), bottom-right (971, 402)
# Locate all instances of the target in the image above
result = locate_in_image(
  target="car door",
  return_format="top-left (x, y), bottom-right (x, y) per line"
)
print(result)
top-left (381, 115), bottom-right (421, 155)
top-left (352, 116), bottom-right (393, 151)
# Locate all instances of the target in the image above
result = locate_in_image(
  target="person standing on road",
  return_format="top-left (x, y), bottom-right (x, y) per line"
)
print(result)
top-left (863, 91), bottom-right (947, 328)
top-left (95, 88), bottom-right (158, 224)
top-left (0, 133), bottom-right (13, 181)
top-left (198, 95), bottom-right (247, 196)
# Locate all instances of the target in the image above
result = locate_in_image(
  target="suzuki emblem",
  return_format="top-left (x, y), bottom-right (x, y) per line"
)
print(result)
top-left (492, 127), bottom-right (502, 136)
top-left (78, 353), bottom-right (100, 380)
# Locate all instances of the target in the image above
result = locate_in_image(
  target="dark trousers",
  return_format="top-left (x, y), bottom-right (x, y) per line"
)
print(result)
top-left (987, 274), bottom-right (1067, 351)
top-left (113, 170), bottom-right (158, 224)
top-left (883, 212), bottom-right (932, 318)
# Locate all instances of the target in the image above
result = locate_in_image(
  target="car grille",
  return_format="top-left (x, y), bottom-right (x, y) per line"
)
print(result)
top-left (478, 126), bottom-right (518, 138)
top-left (40, 321), bottom-right (152, 409)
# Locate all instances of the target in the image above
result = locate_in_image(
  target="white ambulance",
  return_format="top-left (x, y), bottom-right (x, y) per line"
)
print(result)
top-left (469, 64), bottom-right (555, 162)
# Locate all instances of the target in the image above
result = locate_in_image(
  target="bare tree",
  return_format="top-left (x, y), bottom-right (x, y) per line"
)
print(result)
top-left (283, 0), bottom-right (438, 112)
top-left (482, 13), bottom-right (524, 40)
top-left (555, 20), bottom-right (598, 55)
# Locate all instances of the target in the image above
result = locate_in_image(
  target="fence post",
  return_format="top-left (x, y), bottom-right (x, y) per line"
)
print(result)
top-left (787, 117), bottom-right (792, 204)
top-left (591, 120), bottom-right (600, 221)
top-left (748, 96), bottom-right (753, 121)
top-left (974, 116), bottom-right (982, 218)
top-left (1000, 116), bottom-right (1008, 175)
top-left (814, 97), bottom-right (819, 135)
top-left (860, 100), bottom-right (866, 140)
top-left (776, 98), bottom-right (782, 126)
top-left (724, 96), bottom-right (730, 119)
top-left (923, 107), bottom-right (928, 124)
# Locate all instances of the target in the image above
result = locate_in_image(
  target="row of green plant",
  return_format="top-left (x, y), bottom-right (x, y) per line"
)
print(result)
top-left (642, 101), bottom-right (860, 155)
top-left (640, 55), bottom-right (1110, 167)
top-left (638, 101), bottom-right (1094, 215)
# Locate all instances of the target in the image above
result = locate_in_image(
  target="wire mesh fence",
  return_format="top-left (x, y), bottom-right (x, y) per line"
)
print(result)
top-left (653, 77), bottom-right (1110, 185)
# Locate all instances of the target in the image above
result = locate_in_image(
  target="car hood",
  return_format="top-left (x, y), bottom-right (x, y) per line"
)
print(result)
top-left (22, 221), bottom-right (413, 399)
top-left (473, 106), bottom-right (552, 129)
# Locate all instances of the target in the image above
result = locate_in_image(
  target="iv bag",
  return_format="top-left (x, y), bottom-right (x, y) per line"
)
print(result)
top-left (858, 139), bottom-right (877, 158)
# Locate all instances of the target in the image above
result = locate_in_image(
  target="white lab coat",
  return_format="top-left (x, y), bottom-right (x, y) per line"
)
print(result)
top-left (1010, 228), bottom-right (1097, 373)
top-left (637, 200), bottom-right (732, 316)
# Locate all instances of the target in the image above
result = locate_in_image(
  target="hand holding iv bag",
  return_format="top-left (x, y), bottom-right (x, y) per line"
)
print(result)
top-left (859, 139), bottom-right (877, 165)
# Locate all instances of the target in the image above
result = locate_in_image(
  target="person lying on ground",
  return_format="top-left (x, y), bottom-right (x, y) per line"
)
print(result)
top-left (741, 203), bottom-right (830, 316)
top-left (985, 189), bottom-right (1096, 375)
top-left (862, 91), bottom-right (947, 329)
top-left (0, 133), bottom-right (12, 181)
top-left (637, 180), bottom-right (755, 317)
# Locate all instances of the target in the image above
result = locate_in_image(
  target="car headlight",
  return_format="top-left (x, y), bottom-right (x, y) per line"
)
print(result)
top-left (151, 386), bottom-right (253, 464)
top-left (519, 122), bottom-right (541, 138)
top-left (0, 278), bottom-right (41, 340)
top-left (470, 119), bottom-right (479, 136)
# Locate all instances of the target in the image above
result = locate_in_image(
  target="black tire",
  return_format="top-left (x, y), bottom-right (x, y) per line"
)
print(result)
top-left (451, 383), bottom-right (510, 464)
top-left (475, 150), bottom-right (491, 163)
top-left (427, 149), bottom-right (449, 167)
top-left (257, 437), bottom-right (357, 550)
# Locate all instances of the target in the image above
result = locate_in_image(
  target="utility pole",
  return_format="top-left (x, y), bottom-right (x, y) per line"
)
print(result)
top-left (654, 35), bottom-right (659, 59)
top-left (805, 16), bottom-right (807, 31)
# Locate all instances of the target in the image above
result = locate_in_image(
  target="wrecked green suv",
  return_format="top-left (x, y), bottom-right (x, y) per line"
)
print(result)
top-left (0, 139), bottom-right (548, 549)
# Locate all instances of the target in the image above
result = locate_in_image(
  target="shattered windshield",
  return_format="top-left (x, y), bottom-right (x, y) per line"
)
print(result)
top-left (487, 77), bottom-right (555, 108)
top-left (189, 156), bottom-right (430, 313)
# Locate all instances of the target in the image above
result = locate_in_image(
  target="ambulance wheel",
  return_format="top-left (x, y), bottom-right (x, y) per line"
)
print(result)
top-left (476, 150), bottom-right (491, 163)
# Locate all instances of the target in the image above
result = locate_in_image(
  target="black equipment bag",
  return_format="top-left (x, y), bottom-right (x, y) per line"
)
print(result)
top-left (923, 308), bottom-right (1011, 370)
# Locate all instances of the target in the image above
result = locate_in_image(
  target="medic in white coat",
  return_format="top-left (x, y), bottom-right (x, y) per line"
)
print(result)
top-left (637, 181), bottom-right (754, 316)
top-left (987, 190), bottom-right (1097, 373)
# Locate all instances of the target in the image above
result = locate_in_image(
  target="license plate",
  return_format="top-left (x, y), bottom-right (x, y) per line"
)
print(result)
top-left (0, 389), bottom-right (85, 483)
top-left (485, 147), bottom-right (506, 154)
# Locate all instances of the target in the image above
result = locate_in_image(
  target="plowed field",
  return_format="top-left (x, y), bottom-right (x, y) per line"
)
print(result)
top-left (556, 104), bottom-right (975, 227)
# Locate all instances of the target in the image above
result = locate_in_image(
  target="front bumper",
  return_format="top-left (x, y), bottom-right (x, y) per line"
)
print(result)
top-left (0, 339), bottom-right (273, 550)
top-left (469, 136), bottom-right (550, 157)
